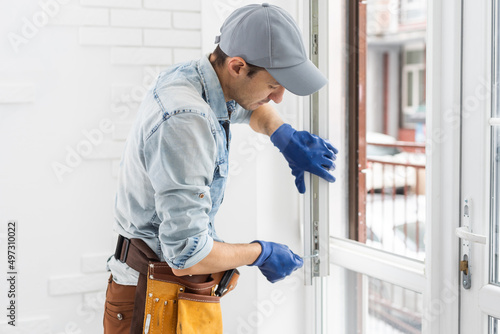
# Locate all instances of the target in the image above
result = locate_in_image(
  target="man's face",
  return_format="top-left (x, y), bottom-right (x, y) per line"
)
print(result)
top-left (231, 69), bottom-right (286, 111)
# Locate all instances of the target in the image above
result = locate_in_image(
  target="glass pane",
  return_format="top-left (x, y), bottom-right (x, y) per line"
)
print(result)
top-left (490, 316), bottom-right (499, 334)
top-left (491, 0), bottom-right (500, 286)
top-left (366, 190), bottom-right (426, 260)
top-left (359, 0), bottom-right (427, 262)
top-left (400, 0), bottom-right (426, 25)
top-left (329, 268), bottom-right (423, 334)
top-left (368, 278), bottom-right (422, 333)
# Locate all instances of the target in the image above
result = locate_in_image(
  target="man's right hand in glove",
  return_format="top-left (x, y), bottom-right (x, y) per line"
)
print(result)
top-left (249, 240), bottom-right (303, 283)
top-left (270, 123), bottom-right (338, 194)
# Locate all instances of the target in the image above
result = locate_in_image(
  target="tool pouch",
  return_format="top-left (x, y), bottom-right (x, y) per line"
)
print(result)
top-left (176, 293), bottom-right (222, 333)
top-left (142, 262), bottom-right (238, 334)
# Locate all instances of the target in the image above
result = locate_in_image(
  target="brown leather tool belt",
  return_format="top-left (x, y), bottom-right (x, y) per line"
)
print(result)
top-left (114, 235), bottom-right (239, 334)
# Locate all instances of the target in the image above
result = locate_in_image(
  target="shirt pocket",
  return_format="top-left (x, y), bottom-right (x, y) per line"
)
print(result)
top-left (216, 161), bottom-right (228, 178)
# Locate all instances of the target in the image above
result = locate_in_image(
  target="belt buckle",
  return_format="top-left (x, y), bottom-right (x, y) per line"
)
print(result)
top-left (114, 235), bottom-right (130, 263)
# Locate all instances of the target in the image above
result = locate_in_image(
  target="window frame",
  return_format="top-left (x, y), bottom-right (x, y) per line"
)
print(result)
top-left (311, 0), bottom-right (463, 333)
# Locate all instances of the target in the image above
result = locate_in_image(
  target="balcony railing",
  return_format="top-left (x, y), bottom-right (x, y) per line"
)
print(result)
top-left (364, 140), bottom-right (426, 260)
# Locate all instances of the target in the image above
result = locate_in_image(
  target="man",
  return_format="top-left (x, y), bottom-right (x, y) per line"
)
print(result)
top-left (103, 3), bottom-right (337, 333)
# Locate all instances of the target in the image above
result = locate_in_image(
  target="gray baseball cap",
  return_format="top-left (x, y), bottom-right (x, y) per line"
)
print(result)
top-left (214, 3), bottom-right (328, 96)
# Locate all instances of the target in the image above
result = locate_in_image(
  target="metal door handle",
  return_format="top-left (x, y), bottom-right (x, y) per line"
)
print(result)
top-left (455, 226), bottom-right (486, 244)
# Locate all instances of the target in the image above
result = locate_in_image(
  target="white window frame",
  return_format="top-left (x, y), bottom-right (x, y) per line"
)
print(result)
top-left (459, 0), bottom-right (500, 331)
top-left (305, 0), bottom-right (463, 333)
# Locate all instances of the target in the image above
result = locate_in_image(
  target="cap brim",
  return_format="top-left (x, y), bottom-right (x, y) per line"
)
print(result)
top-left (267, 59), bottom-right (328, 96)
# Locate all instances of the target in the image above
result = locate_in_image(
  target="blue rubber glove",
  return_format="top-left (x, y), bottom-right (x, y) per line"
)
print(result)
top-left (249, 240), bottom-right (303, 283)
top-left (270, 123), bottom-right (338, 193)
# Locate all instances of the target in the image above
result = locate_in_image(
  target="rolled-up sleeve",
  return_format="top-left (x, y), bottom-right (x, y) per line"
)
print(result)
top-left (144, 111), bottom-right (216, 269)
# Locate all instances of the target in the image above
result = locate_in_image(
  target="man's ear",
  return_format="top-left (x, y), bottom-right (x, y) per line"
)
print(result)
top-left (226, 57), bottom-right (247, 78)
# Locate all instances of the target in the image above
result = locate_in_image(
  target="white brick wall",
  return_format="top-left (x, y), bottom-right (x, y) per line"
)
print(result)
top-left (48, 272), bottom-right (109, 296)
top-left (173, 12), bottom-right (202, 30)
top-left (143, 0), bottom-right (201, 12)
top-left (80, 0), bottom-right (141, 9)
top-left (111, 47), bottom-right (172, 65)
top-left (49, 5), bottom-right (109, 26)
top-left (144, 29), bottom-right (201, 48)
top-left (76, 1), bottom-right (202, 67)
top-left (174, 48), bottom-right (203, 63)
top-left (111, 9), bottom-right (172, 28)
top-left (81, 253), bottom-right (111, 273)
top-left (79, 27), bottom-right (142, 46)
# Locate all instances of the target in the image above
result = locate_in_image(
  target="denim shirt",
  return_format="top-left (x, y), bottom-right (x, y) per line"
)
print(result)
top-left (108, 55), bottom-right (252, 285)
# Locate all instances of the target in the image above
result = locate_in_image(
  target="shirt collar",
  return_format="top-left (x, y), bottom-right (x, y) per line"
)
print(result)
top-left (198, 54), bottom-right (232, 121)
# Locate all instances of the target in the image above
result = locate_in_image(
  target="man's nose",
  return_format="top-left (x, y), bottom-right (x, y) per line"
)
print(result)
top-left (269, 86), bottom-right (285, 104)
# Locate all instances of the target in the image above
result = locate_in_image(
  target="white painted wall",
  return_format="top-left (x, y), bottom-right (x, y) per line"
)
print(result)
top-left (0, 0), bottom-right (307, 333)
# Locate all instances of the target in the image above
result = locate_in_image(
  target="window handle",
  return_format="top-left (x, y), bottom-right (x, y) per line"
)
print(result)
top-left (455, 226), bottom-right (486, 244)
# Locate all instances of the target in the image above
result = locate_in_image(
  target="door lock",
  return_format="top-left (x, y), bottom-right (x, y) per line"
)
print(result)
top-left (460, 255), bottom-right (471, 289)
top-left (459, 259), bottom-right (469, 275)
top-left (455, 198), bottom-right (487, 290)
